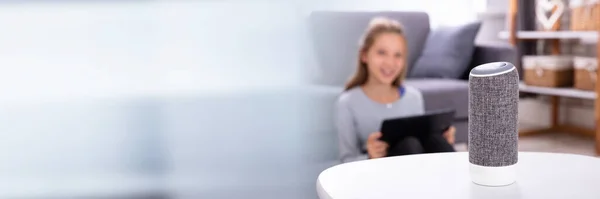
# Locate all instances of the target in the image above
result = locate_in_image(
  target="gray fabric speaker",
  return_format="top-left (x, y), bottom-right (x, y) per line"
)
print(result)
top-left (468, 62), bottom-right (519, 186)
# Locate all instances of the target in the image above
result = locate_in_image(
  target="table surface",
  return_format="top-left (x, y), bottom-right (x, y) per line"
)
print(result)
top-left (317, 152), bottom-right (600, 199)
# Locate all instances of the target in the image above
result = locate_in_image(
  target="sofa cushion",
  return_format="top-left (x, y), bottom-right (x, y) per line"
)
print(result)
top-left (309, 11), bottom-right (431, 86)
top-left (404, 78), bottom-right (468, 120)
top-left (409, 21), bottom-right (482, 79)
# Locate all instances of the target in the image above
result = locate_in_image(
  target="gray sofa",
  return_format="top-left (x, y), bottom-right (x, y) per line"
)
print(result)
top-left (309, 11), bottom-right (517, 144)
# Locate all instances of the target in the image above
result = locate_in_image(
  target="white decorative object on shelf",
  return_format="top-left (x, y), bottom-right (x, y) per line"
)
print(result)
top-left (535, 0), bottom-right (565, 30)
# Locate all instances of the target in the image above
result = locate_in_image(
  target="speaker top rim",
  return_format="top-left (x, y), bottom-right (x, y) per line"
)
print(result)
top-left (469, 62), bottom-right (516, 77)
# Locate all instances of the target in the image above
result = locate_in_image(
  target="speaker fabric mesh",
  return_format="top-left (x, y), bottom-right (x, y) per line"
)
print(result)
top-left (468, 66), bottom-right (519, 167)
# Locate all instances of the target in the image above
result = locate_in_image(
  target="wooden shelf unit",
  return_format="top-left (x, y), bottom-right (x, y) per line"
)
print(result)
top-left (505, 0), bottom-right (600, 155)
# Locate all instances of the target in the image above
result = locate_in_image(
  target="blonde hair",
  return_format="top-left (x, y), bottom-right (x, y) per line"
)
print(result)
top-left (344, 17), bottom-right (408, 91)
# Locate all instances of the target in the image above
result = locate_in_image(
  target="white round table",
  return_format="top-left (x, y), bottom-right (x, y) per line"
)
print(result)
top-left (317, 152), bottom-right (600, 199)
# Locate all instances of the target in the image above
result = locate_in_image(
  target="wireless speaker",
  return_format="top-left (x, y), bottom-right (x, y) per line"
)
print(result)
top-left (468, 62), bottom-right (519, 186)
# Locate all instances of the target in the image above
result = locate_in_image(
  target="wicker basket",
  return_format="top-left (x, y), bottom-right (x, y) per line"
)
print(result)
top-left (574, 56), bottom-right (598, 90)
top-left (571, 0), bottom-right (600, 31)
top-left (523, 55), bottom-right (574, 87)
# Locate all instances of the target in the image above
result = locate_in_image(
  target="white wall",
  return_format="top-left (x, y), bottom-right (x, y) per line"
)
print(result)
top-left (305, 0), bottom-right (481, 26)
top-left (0, 0), bottom-right (484, 193)
top-left (486, 0), bottom-right (509, 13)
top-left (0, 1), bottom-right (312, 104)
top-left (0, 0), bottom-right (482, 105)
top-left (0, 1), bottom-right (489, 197)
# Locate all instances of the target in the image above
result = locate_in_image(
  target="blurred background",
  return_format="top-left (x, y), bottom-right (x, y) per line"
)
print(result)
top-left (0, 0), bottom-right (518, 198)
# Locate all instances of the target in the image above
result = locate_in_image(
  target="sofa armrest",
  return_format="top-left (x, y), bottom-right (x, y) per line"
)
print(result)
top-left (460, 43), bottom-right (519, 80)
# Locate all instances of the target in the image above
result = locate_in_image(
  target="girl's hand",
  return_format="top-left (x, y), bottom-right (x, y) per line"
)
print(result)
top-left (366, 132), bottom-right (389, 159)
top-left (443, 126), bottom-right (456, 144)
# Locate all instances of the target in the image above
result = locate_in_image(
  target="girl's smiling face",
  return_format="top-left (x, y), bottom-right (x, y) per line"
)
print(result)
top-left (361, 32), bottom-right (407, 85)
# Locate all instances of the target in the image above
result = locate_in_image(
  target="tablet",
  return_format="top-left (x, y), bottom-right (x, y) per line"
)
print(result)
top-left (379, 108), bottom-right (456, 144)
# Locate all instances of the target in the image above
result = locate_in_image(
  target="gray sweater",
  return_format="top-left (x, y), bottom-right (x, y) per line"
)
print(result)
top-left (335, 86), bottom-right (425, 163)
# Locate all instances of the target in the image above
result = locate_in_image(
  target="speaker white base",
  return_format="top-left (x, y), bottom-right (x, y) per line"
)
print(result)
top-left (469, 163), bottom-right (517, 187)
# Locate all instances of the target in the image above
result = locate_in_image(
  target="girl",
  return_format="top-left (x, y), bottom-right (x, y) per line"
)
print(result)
top-left (335, 17), bottom-right (456, 163)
